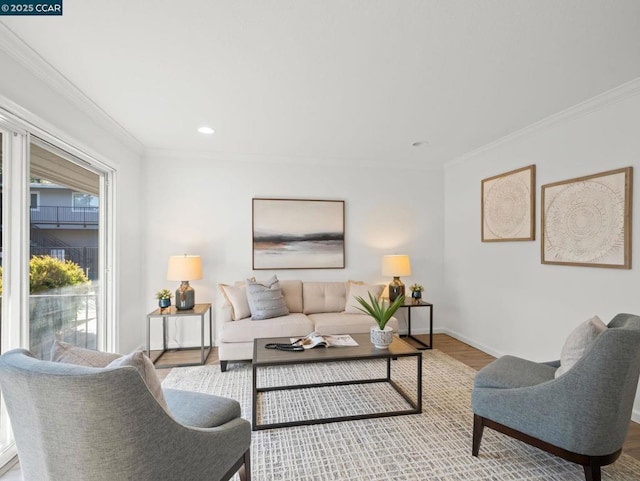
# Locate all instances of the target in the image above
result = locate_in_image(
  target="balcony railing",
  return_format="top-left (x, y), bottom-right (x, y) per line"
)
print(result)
top-left (30, 206), bottom-right (99, 227)
top-left (29, 288), bottom-right (98, 359)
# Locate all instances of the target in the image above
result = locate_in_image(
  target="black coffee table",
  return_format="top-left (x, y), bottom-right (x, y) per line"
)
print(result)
top-left (252, 333), bottom-right (422, 430)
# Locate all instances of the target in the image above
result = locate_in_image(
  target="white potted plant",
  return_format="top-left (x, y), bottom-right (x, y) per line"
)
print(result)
top-left (354, 293), bottom-right (405, 349)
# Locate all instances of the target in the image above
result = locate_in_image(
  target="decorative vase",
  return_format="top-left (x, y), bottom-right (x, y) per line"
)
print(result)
top-left (370, 326), bottom-right (394, 349)
top-left (158, 298), bottom-right (171, 309)
top-left (411, 290), bottom-right (422, 300)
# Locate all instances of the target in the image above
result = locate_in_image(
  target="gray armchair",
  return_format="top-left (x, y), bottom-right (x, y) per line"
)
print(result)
top-left (0, 349), bottom-right (251, 481)
top-left (472, 313), bottom-right (640, 481)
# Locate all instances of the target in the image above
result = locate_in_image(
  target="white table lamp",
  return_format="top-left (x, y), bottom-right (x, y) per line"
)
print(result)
top-left (382, 254), bottom-right (411, 302)
top-left (167, 254), bottom-right (203, 310)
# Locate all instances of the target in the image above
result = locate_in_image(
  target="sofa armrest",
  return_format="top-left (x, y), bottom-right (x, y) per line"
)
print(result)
top-left (215, 292), bottom-right (234, 346)
top-left (217, 302), bottom-right (233, 324)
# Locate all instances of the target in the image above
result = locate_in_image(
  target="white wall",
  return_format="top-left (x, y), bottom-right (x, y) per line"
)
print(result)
top-left (443, 80), bottom-right (640, 419)
top-left (142, 153), bottom-right (444, 346)
top-left (0, 48), bottom-right (145, 354)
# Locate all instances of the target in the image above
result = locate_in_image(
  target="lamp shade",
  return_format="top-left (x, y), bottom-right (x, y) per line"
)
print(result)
top-left (167, 255), bottom-right (203, 281)
top-left (381, 255), bottom-right (412, 277)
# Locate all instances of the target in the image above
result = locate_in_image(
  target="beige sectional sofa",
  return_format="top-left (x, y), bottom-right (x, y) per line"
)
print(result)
top-left (217, 279), bottom-right (398, 371)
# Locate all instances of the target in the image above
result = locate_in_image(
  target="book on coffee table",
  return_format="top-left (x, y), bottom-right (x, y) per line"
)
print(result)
top-left (291, 332), bottom-right (358, 349)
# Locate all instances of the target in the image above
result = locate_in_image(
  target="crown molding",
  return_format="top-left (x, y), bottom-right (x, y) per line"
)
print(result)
top-left (0, 22), bottom-right (143, 155)
top-left (144, 147), bottom-right (391, 169)
top-left (0, 96), bottom-right (121, 174)
top-left (446, 76), bottom-right (640, 169)
top-left (144, 147), bottom-right (443, 172)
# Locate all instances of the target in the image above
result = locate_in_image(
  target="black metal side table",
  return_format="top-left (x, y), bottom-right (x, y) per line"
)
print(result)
top-left (398, 299), bottom-right (433, 350)
top-left (146, 303), bottom-right (212, 368)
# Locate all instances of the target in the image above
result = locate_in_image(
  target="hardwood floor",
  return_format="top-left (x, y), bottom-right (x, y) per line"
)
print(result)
top-left (154, 333), bottom-right (640, 461)
top-left (418, 333), bottom-right (496, 370)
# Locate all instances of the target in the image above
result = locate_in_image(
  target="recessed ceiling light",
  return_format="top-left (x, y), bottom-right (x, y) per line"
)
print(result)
top-left (411, 141), bottom-right (429, 147)
top-left (198, 126), bottom-right (215, 135)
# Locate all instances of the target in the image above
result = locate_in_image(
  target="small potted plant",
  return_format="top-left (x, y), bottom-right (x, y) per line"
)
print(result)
top-left (156, 289), bottom-right (173, 309)
top-left (410, 283), bottom-right (424, 300)
top-left (354, 293), bottom-right (405, 349)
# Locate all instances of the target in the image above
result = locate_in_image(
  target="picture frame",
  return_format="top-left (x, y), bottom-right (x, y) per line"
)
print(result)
top-left (481, 165), bottom-right (535, 242)
top-left (541, 167), bottom-right (632, 269)
top-left (252, 198), bottom-right (345, 270)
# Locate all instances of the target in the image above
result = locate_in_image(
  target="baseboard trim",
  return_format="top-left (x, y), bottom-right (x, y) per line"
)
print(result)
top-left (397, 327), bottom-right (445, 337)
top-left (438, 327), bottom-right (505, 359)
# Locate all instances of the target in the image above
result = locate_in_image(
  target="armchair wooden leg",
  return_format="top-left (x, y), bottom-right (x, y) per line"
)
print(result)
top-left (583, 458), bottom-right (601, 481)
top-left (220, 361), bottom-right (228, 372)
top-left (240, 449), bottom-right (251, 481)
top-left (222, 449), bottom-right (251, 481)
top-left (472, 414), bottom-right (484, 456)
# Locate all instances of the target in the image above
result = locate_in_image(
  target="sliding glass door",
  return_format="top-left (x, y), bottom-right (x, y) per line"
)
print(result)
top-left (0, 116), bottom-right (114, 468)
top-left (28, 140), bottom-right (102, 358)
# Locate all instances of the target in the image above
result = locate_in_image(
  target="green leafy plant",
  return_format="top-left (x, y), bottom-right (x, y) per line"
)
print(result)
top-left (29, 255), bottom-right (89, 293)
top-left (410, 283), bottom-right (424, 293)
top-left (354, 293), bottom-right (405, 330)
top-left (156, 289), bottom-right (173, 300)
top-left (0, 257), bottom-right (88, 296)
top-left (27, 256), bottom-right (91, 359)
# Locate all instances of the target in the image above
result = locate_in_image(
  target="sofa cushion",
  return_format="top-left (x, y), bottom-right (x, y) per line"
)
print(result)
top-left (555, 315), bottom-right (607, 378)
top-left (303, 282), bottom-right (347, 314)
top-left (50, 340), bottom-right (120, 366)
top-left (474, 355), bottom-right (556, 389)
top-left (221, 313), bottom-right (314, 343)
top-left (344, 282), bottom-right (385, 314)
top-left (309, 312), bottom-right (399, 335)
top-left (163, 388), bottom-right (241, 428)
top-left (246, 276), bottom-right (290, 320)
top-left (218, 283), bottom-right (251, 320)
top-left (279, 280), bottom-right (303, 313)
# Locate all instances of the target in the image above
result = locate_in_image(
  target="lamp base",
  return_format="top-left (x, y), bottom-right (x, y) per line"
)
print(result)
top-left (388, 277), bottom-right (405, 302)
top-left (175, 281), bottom-right (195, 310)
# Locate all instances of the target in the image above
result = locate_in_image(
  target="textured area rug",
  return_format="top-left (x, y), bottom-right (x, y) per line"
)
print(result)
top-left (163, 350), bottom-right (640, 480)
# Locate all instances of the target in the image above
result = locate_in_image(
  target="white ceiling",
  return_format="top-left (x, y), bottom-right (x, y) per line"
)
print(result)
top-left (2, 0), bottom-right (640, 169)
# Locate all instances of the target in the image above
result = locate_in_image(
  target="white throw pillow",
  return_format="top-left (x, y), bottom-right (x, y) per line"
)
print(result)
top-left (555, 315), bottom-right (607, 378)
top-left (107, 351), bottom-right (169, 412)
top-left (218, 283), bottom-right (251, 320)
top-left (344, 282), bottom-right (385, 314)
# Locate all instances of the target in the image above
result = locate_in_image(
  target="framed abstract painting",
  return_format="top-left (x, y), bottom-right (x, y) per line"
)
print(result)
top-left (252, 198), bottom-right (345, 269)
